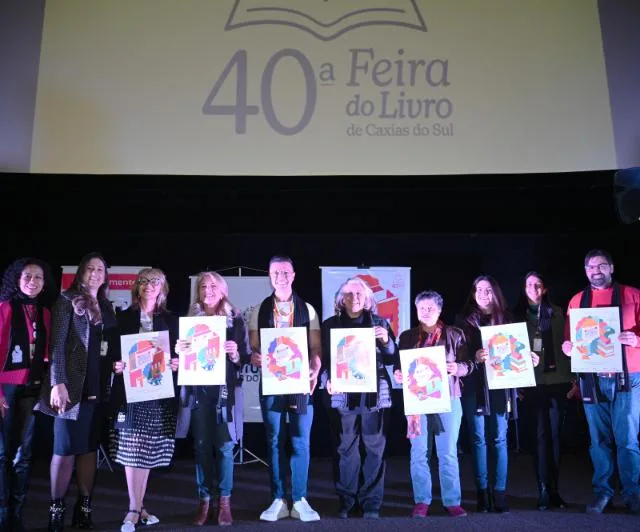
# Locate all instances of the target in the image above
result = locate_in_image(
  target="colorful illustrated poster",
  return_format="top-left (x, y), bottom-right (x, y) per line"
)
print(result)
top-left (480, 322), bottom-right (536, 390)
top-left (121, 331), bottom-right (175, 403)
top-left (178, 316), bottom-right (227, 386)
top-left (260, 327), bottom-right (310, 396)
top-left (399, 346), bottom-right (451, 415)
top-left (569, 307), bottom-right (623, 373)
top-left (330, 327), bottom-right (377, 393)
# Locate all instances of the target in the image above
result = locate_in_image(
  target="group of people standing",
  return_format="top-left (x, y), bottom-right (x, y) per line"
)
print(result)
top-left (0, 249), bottom-right (637, 531)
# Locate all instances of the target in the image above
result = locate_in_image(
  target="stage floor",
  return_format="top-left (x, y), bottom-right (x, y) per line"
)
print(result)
top-left (21, 448), bottom-right (639, 531)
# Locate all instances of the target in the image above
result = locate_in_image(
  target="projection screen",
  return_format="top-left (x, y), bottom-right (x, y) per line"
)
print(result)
top-left (1, 0), bottom-right (639, 175)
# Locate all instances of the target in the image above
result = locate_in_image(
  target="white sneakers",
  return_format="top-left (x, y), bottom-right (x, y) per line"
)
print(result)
top-left (260, 499), bottom-right (290, 522)
top-left (260, 498), bottom-right (320, 522)
top-left (291, 498), bottom-right (321, 521)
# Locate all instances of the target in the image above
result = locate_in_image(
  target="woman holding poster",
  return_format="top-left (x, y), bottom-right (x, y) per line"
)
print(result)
top-left (175, 271), bottom-right (250, 526)
top-left (396, 290), bottom-right (472, 518)
top-left (0, 257), bottom-right (54, 531)
top-left (458, 276), bottom-right (510, 514)
top-left (513, 271), bottom-right (571, 511)
top-left (36, 253), bottom-right (117, 531)
top-left (321, 277), bottom-right (399, 520)
top-left (109, 268), bottom-right (179, 532)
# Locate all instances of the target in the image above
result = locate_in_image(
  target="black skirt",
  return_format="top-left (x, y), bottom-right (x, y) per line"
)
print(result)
top-left (53, 400), bottom-right (103, 456)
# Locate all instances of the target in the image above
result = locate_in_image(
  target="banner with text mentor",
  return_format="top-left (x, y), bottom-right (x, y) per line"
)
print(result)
top-left (61, 266), bottom-right (150, 312)
top-left (3, 1), bottom-right (639, 174)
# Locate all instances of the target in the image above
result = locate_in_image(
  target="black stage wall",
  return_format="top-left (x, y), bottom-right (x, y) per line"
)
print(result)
top-left (2, 172), bottom-right (639, 462)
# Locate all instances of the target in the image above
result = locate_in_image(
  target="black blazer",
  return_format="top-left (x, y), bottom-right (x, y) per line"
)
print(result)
top-left (36, 290), bottom-right (117, 420)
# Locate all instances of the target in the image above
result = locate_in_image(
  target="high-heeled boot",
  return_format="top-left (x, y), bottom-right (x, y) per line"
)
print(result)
top-left (192, 499), bottom-right (211, 526)
top-left (71, 496), bottom-right (94, 529)
top-left (218, 496), bottom-right (233, 526)
top-left (48, 499), bottom-right (66, 532)
top-left (537, 483), bottom-right (550, 510)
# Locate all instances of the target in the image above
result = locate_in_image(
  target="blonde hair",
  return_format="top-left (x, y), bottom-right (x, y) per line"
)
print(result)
top-left (131, 268), bottom-right (169, 313)
top-left (334, 277), bottom-right (377, 314)
top-left (190, 271), bottom-right (237, 318)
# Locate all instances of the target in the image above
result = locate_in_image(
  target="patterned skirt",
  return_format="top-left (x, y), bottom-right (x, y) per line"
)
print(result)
top-left (109, 402), bottom-right (176, 468)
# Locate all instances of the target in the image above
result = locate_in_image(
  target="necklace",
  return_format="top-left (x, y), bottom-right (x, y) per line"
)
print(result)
top-left (273, 298), bottom-right (294, 327)
top-left (24, 304), bottom-right (38, 339)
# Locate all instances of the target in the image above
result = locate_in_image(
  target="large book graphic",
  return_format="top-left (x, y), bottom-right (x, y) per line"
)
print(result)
top-left (225, 0), bottom-right (427, 41)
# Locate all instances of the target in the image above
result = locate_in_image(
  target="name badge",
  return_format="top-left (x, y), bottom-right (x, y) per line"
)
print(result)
top-left (533, 338), bottom-right (542, 352)
top-left (29, 343), bottom-right (36, 361)
top-left (100, 341), bottom-right (109, 357)
top-left (11, 346), bottom-right (23, 364)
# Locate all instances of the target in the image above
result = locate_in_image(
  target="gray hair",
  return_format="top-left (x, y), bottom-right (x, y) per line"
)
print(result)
top-left (414, 290), bottom-right (444, 310)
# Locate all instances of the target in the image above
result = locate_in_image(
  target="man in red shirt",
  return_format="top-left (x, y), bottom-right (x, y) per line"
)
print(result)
top-left (562, 249), bottom-right (640, 515)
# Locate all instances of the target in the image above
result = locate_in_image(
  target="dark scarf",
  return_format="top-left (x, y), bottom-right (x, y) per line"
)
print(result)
top-left (577, 282), bottom-right (630, 403)
top-left (528, 302), bottom-right (556, 372)
top-left (5, 297), bottom-right (47, 385)
top-left (258, 292), bottom-right (311, 414)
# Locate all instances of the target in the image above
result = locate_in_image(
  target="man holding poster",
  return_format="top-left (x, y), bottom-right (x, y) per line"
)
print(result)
top-left (249, 256), bottom-right (321, 522)
top-left (562, 249), bottom-right (640, 515)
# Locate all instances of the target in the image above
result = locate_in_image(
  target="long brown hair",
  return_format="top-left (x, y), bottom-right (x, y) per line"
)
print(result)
top-left (69, 252), bottom-right (110, 325)
top-left (461, 275), bottom-right (510, 327)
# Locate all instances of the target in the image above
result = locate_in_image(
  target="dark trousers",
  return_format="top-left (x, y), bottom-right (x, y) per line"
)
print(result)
top-left (523, 383), bottom-right (569, 490)
top-left (0, 385), bottom-right (36, 521)
top-left (334, 410), bottom-right (386, 512)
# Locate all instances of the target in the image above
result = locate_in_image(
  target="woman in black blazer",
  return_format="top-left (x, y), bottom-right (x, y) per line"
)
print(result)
top-left (109, 268), bottom-right (178, 531)
top-left (36, 252), bottom-right (117, 531)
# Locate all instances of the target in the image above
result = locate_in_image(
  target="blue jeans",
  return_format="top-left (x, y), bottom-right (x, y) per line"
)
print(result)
top-left (583, 373), bottom-right (640, 499)
top-left (462, 391), bottom-right (509, 491)
top-left (191, 401), bottom-right (236, 499)
top-left (260, 395), bottom-right (313, 502)
top-left (410, 398), bottom-right (463, 506)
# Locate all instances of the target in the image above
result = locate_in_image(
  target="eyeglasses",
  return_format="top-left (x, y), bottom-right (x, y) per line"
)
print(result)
top-left (585, 263), bottom-right (611, 272)
top-left (270, 271), bottom-right (293, 279)
top-left (138, 278), bottom-right (162, 287)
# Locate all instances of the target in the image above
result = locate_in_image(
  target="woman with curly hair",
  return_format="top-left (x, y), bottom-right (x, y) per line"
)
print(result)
top-left (0, 257), bottom-right (55, 531)
top-left (36, 252), bottom-right (117, 531)
top-left (321, 276), bottom-right (399, 519)
top-left (175, 271), bottom-right (250, 527)
top-left (109, 268), bottom-right (179, 532)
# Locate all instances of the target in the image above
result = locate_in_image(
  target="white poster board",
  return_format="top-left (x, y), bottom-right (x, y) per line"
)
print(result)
top-left (320, 266), bottom-right (410, 388)
top-left (121, 330), bottom-right (175, 403)
top-left (189, 273), bottom-right (272, 422)
top-left (480, 322), bottom-right (537, 390)
top-left (178, 316), bottom-right (228, 386)
top-left (400, 346), bottom-right (451, 415)
top-left (569, 307), bottom-right (623, 373)
top-left (330, 327), bottom-right (377, 393)
top-left (61, 265), bottom-right (150, 311)
top-left (260, 326), bottom-right (310, 396)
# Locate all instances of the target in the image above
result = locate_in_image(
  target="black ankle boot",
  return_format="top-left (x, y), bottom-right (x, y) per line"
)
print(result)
top-left (537, 483), bottom-right (550, 510)
top-left (48, 499), bottom-right (66, 532)
top-left (476, 488), bottom-right (491, 513)
top-left (549, 490), bottom-right (567, 509)
top-left (493, 490), bottom-right (509, 513)
top-left (71, 496), bottom-right (94, 529)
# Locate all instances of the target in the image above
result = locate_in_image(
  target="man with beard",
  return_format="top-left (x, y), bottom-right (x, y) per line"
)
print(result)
top-left (562, 249), bottom-right (640, 515)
